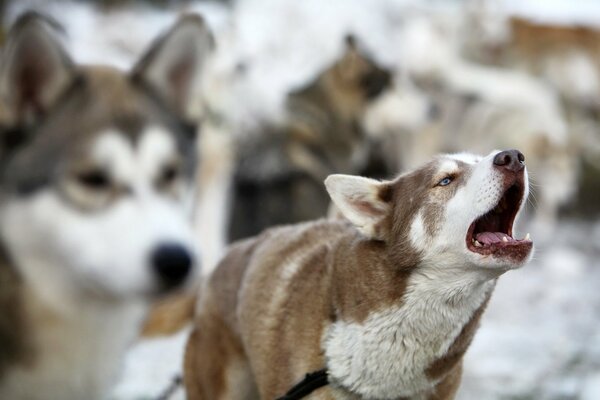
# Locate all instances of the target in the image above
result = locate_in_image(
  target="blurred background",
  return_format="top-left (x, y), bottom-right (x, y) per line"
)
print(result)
top-left (2, 0), bottom-right (600, 399)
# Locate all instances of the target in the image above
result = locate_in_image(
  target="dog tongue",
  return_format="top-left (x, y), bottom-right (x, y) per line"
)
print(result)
top-left (476, 232), bottom-right (512, 244)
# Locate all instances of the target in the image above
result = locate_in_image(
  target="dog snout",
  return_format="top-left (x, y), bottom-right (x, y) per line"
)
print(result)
top-left (151, 243), bottom-right (193, 289)
top-left (493, 149), bottom-right (525, 173)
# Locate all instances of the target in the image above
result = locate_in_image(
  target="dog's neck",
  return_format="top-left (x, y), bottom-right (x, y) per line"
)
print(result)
top-left (324, 236), bottom-right (496, 399)
top-left (0, 253), bottom-right (147, 400)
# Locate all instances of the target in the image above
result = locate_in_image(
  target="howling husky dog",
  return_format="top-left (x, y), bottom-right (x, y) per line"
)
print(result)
top-left (185, 149), bottom-right (534, 400)
top-left (0, 12), bottom-right (212, 400)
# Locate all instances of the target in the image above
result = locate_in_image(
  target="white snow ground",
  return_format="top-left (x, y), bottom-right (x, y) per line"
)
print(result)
top-left (3, 1), bottom-right (600, 399)
top-left (459, 220), bottom-right (600, 400)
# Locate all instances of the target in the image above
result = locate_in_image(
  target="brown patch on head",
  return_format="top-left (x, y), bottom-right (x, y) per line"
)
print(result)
top-left (1, 65), bottom-right (197, 197)
top-left (383, 157), bottom-right (474, 256)
top-left (383, 163), bottom-right (435, 269)
top-left (47, 65), bottom-right (189, 143)
top-left (420, 158), bottom-right (473, 237)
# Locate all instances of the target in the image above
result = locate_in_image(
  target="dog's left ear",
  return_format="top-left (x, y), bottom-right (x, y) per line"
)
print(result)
top-left (325, 174), bottom-right (392, 240)
top-left (0, 12), bottom-right (75, 127)
top-left (131, 14), bottom-right (213, 120)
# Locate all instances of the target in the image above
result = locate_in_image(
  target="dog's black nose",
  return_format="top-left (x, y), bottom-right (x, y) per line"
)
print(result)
top-left (493, 149), bottom-right (525, 173)
top-left (151, 243), bottom-right (193, 288)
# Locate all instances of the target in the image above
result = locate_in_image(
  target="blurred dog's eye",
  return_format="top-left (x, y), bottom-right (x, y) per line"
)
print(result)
top-left (158, 163), bottom-right (180, 187)
top-left (438, 177), bottom-right (453, 186)
top-left (77, 170), bottom-right (110, 190)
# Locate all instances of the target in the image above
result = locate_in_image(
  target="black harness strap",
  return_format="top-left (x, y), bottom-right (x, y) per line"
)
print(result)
top-left (154, 374), bottom-right (183, 400)
top-left (276, 369), bottom-right (329, 400)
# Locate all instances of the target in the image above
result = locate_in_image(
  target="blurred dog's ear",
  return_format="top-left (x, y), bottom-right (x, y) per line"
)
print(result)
top-left (344, 34), bottom-right (358, 50)
top-left (325, 174), bottom-right (392, 240)
top-left (131, 14), bottom-right (214, 120)
top-left (335, 33), bottom-right (391, 98)
top-left (0, 12), bottom-right (75, 127)
top-left (335, 33), bottom-right (362, 82)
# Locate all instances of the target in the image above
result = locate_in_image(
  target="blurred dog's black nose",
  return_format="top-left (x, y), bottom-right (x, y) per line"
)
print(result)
top-left (151, 243), bottom-right (193, 288)
top-left (494, 149), bottom-right (525, 173)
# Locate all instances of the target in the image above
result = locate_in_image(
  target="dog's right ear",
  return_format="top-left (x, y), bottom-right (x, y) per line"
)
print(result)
top-left (325, 174), bottom-right (392, 240)
top-left (0, 12), bottom-right (75, 128)
top-left (131, 14), bottom-right (213, 121)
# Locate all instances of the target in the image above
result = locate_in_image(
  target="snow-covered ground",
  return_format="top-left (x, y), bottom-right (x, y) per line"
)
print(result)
top-left (112, 328), bottom-right (190, 400)
top-left (3, 1), bottom-right (600, 399)
top-left (459, 219), bottom-right (600, 400)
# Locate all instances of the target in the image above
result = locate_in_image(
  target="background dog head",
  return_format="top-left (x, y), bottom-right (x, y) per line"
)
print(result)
top-left (326, 149), bottom-right (534, 272)
top-left (0, 12), bottom-right (213, 305)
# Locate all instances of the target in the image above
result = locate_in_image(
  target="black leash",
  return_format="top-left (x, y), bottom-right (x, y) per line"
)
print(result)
top-left (276, 368), bottom-right (329, 400)
top-left (154, 374), bottom-right (183, 400)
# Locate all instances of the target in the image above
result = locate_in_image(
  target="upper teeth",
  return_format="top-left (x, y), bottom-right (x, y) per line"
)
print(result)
top-left (525, 233), bottom-right (531, 241)
top-left (502, 236), bottom-right (508, 242)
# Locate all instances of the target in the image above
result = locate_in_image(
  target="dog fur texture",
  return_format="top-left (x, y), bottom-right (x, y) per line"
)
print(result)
top-left (228, 35), bottom-right (392, 242)
top-left (185, 150), bottom-right (534, 400)
top-left (0, 12), bottom-right (212, 400)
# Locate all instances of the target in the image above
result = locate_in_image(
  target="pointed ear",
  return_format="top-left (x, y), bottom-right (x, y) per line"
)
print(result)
top-left (131, 14), bottom-right (214, 119)
top-left (335, 34), bottom-right (362, 82)
top-left (344, 34), bottom-right (358, 50)
top-left (325, 174), bottom-right (392, 239)
top-left (0, 12), bottom-right (75, 126)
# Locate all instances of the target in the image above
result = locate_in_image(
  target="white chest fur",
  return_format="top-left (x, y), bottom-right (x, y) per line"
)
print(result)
top-left (0, 291), bottom-right (147, 400)
top-left (323, 270), bottom-right (494, 399)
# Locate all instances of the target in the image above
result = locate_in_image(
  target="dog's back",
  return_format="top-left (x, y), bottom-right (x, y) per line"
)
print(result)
top-left (186, 219), bottom-right (350, 399)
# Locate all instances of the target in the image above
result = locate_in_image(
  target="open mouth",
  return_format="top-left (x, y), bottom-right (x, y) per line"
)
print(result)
top-left (466, 182), bottom-right (533, 259)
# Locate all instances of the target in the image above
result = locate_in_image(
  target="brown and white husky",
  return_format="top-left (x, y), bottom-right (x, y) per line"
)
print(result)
top-left (185, 149), bottom-right (534, 400)
top-left (0, 12), bottom-right (212, 400)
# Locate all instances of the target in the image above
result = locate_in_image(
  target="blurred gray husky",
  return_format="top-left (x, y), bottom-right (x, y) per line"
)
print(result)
top-left (229, 35), bottom-right (392, 241)
top-left (0, 12), bottom-right (212, 400)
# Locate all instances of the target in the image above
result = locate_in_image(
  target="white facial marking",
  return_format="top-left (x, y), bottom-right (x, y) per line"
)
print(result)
top-left (138, 126), bottom-right (177, 181)
top-left (446, 152), bottom-right (482, 165)
top-left (418, 151), bottom-right (531, 270)
top-left (92, 131), bottom-right (136, 183)
top-left (0, 125), bottom-right (198, 310)
top-left (91, 127), bottom-right (178, 190)
top-left (437, 159), bottom-right (459, 175)
top-left (409, 212), bottom-right (429, 252)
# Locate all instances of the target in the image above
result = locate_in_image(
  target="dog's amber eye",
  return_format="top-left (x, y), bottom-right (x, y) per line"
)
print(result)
top-left (438, 176), bottom-right (453, 186)
top-left (77, 170), bottom-right (110, 190)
